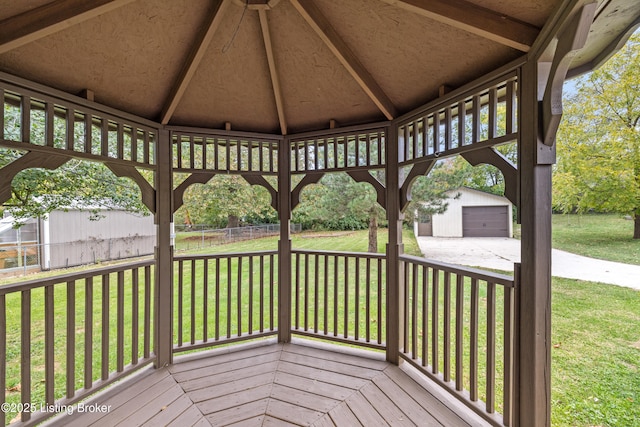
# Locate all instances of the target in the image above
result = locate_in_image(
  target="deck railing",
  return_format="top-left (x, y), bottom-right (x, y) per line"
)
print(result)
top-left (291, 250), bottom-right (386, 349)
top-left (173, 251), bottom-right (279, 353)
top-left (399, 254), bottom-right (518, 427)
top-left (0, 260), bottom-right (155, 426)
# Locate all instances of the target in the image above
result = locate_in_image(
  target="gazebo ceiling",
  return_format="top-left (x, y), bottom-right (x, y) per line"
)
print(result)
top-left (0, 0), bottom-right (638, 135)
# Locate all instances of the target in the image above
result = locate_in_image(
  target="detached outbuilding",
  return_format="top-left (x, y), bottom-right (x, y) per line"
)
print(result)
top-left (415, 187), bottom-right (513, 238)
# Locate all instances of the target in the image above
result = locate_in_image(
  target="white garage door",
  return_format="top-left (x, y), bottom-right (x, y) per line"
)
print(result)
top-left (462, 206), bottom-right (509, 237)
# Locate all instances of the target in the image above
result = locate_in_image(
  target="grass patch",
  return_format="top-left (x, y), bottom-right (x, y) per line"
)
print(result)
top-left (514, 214), bottom-right (640, 265)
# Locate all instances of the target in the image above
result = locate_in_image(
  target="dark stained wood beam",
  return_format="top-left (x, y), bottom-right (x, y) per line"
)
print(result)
top-left (160, 0), bottom-right (230, 125)
top-left (258, 9), bottom-right (288, 135)
top-left (290, 0), bottom-right (397, 120)
top-left (380, 0), bottom-right (540, 52)
top-left (0, 0), bottom-right (137, 54)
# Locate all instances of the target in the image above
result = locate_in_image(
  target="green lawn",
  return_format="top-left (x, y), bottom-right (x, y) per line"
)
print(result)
top-left (514, 214), bottom-right (640, 265)
top-left (1, 227), bottom-right (638, 426)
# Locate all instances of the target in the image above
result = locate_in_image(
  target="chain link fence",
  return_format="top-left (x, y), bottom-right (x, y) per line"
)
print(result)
top-left (174, 223), bottom-right (301, 252)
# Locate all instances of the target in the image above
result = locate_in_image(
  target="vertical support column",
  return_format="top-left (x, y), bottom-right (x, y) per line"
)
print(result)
top-left (517, 60), bottom-right (553, 426)
top-left (386, 125), bottom-right (404, 363)
top-left (155, 128), bottom-right (173, 367)
top-left (278, 137), bottom-right (292, 342)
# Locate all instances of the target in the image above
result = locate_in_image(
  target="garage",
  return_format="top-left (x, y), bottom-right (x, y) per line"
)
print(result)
top-left (462, 206), bottom-right (510, 237)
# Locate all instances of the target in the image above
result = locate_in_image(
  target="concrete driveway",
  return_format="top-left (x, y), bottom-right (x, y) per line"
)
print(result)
top-left (416, 237), bottom-right (640, 290)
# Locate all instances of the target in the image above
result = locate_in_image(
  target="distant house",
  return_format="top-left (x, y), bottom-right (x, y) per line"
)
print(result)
top-left (414, 187), bottom-right (513, 238)
top-left (0, 209), bottom-right (155, 273)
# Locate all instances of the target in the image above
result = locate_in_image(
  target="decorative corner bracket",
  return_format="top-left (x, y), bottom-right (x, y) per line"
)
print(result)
top-left (172, 172), bottom-right (217, 213)
top-left (541, 3), bottom-right (597, 146)
top-left (291, 173), bottom-right (324, 210)
top-left (243, 175), bottom-right (278, 210)
top-left (461, 148), bottom-right (518, 206)
top-left (347, 170), bottom-right (387, 210)
top-left (0, 151), bottom-right (70, 205)
top-left (399, 160), bottom-right (436, 212)
top-left (105, 162), bottom-right (157, 214)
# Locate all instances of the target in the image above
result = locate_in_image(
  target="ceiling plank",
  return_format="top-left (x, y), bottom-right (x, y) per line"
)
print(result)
top-left (161, 0), bottom-right (230, 125)
top-left (380, 0), bottom-right (540, 52)
top-left (0, 0), bottom-right (138, 54)
top-left (290, 0), bottom-right (397, 120)
top-left (259, 9), bottom-right (287, 135)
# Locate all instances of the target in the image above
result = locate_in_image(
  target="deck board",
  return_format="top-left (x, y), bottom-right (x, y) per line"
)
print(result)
top-left (44, 340), bottom-right (492, 427)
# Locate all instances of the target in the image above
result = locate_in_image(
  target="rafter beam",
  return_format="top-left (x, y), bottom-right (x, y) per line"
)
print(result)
top-left (259, 9), bottom-right (288, 135)
top-left (290, 0), bottom-right (396, 120)
top-left (160, 0), bottom-right (230, 125)
top-left (0, 0), bottom-right (137, 54)
top-left (380, 0), bottom-right (539, 52)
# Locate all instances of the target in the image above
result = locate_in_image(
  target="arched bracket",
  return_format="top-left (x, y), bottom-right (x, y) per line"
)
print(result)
top-left (541, 3), bottom-right (596, 147)
top-left (243, 175), bottom-right (278, 210)
top-left (0, 151), bottom-right (69, 205)
top-left (291, 172), bottom-right (324, 210)
top-left (172, 172), bottom-right (216, 213)
top-left (347, 170), bottom-right (386, 210)
top-left (105, 162), bottom-right (157, 214)
top-left (399, 159), bottom-right (436, 212)
top-left (461, 148), bottom-right (518, 206)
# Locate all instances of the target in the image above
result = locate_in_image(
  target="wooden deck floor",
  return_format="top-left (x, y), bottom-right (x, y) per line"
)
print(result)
top-left (45, 339), bottom-right (491, 427)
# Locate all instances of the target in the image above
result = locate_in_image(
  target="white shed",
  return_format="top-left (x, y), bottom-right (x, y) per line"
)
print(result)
top-left (415, 187), bottom-right (513, 238)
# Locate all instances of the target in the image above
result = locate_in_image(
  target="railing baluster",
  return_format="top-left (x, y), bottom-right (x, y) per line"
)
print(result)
top-left (0, 88), bottom-right (4, 140)
top-left (411, 262), bottom-right (418, 359)
top-left (45, 102), bottom-right (55, 147)
top-left (85, 277), bottom-right (93, 388)
top-left (237, 256), bottom-right (242, 337)
top-left (191, 259), bottom-right (196, 344)
top-left (21, 289), bottom-right (31, 422)
top-left (355, 257), bottom-right (360, 340)
top-left (455, 274), bottom-right (464, 391)
top-left (486, 281), bottom-right (496, 413)
top-left (422, 265), bottom-right (428, 367)
top-left (270, 254), bottom-right (275, 330)
top-left (216, 259), bottom-right (220, 340)
top-left (403, 261), bottom-right (409, 352)
top-left (132, 268), bottom-right (139, 364)
top-left (314, 254), bottom-right (319, 333)
top-left (66, 281), bottom-right (76, 398)
top-left (45, 285), bottom-right (55, 403)
top-left (101, 274), bottom-right (109, 381)
top-left (470, 278), bottom-right (479, 401)
top-left (0, 294), bottom-right (5, 427)
top-left (344, 256), bottom-right (349, 338)
top-left (204, 259), bottom-right (209, 341)
top-left (334, 255), bottom-right (338, 336)
top-left (304, 253), bottom-right (309, 331)
top-left (144, 266), bottom-right (151, 358)
top-left (443, 272), bottom-right (451, 382)
top-left (378, 258), bottom-right (382, 345)
top-left (259, 256), bottom-right (264, 333)
top-left (504, 271), bottom-right (516, 426)
top-left (249, 255), bottom-right (254, 334)
top-left (117, 271), bottom-right (124, 372)
top-left (431, 268), bottom-right (439, 374)
top-left (365, 257), bottom-right (371, 342)
top-left (178, 260), bottom-right (183, 347)
top-left (295, 252), bottom-right (300, 330)
top-left (324, 255), bottom-right (329, 335)
top-left (21, 95), bottom-right (30, 144)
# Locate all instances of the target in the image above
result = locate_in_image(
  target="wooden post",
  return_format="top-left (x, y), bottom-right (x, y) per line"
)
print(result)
top-left (386, 125), bottom-right (404, 363)
top-left (517, 59), bottom-right (553, 427)
top-left (278, 136), bottom-right (292, 342)
top-left (154, 128), bottom-right (173, 367)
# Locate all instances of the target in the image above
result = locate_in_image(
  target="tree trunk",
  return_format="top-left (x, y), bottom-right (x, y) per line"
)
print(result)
top-left (368, 209), bottom-right (378, 252)
top-left (634, 211), bottom-right (640, 239)
top-left (227, 214), bottom-right (239, 228)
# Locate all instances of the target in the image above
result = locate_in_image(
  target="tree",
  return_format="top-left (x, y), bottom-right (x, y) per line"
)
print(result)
top-left (177, 175), bottom-right (275, 228)
top-left (553, 33), bottom-right (640, 238)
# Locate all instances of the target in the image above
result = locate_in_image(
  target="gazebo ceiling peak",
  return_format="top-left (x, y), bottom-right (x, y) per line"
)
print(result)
top-left (0, 0), bottom-right (638, 136)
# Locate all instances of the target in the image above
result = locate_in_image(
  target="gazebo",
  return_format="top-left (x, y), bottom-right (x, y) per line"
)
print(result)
top-left (0, 1), bottom-right (638, 426)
